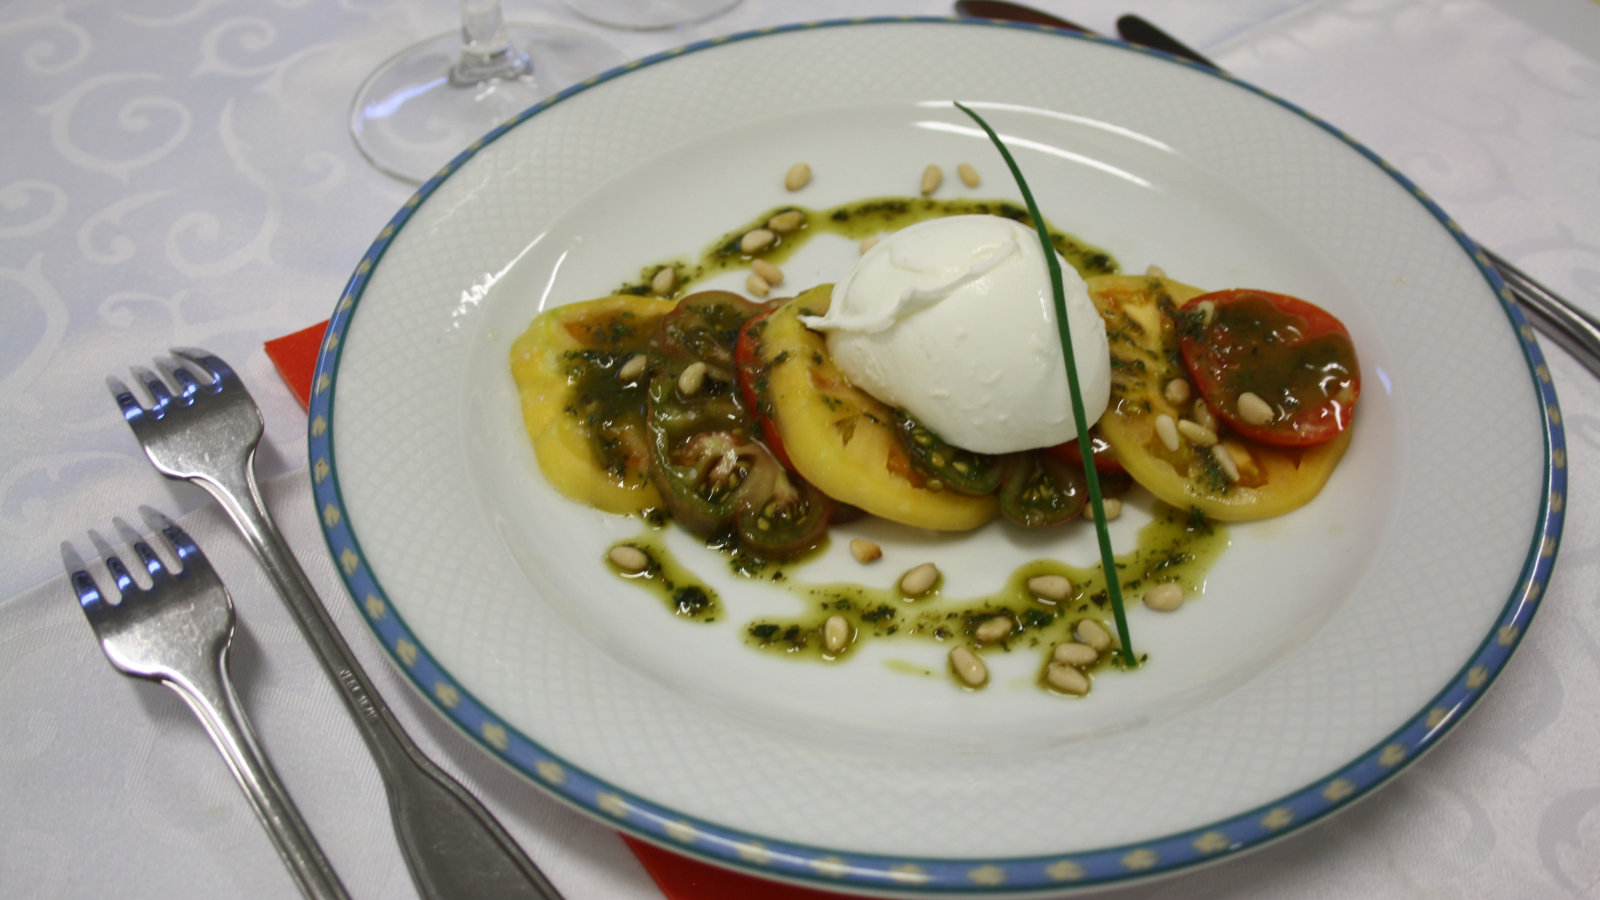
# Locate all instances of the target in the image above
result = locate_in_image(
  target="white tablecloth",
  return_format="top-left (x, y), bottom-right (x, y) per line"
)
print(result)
top-left (3, 1), bottom-right (1599, 897)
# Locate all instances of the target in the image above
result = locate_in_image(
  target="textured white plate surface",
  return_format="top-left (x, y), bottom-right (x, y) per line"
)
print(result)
top-left (312, 19), bottom-right (1560, 895)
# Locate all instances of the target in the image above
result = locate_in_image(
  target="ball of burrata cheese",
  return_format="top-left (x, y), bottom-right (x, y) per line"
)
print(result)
top-left (799, 215), bottom-right (1110, 454)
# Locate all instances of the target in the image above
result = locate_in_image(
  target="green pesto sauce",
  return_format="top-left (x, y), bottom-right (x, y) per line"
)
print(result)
top-left (609, 503), bottom-right (1229, 694)
top-left (613, 197), bottom-right (1120, 298)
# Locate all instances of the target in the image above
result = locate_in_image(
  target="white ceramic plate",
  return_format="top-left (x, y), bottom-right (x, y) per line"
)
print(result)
top-left (311, 19), bottom-right (1563, 896)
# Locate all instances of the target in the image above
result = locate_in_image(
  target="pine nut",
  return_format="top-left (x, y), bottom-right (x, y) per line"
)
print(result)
top-left (1177, 419), bottom-right (1218, 446)
top-left (957, 163), bottom-right (980, 187)
top-left (608, 545), bottom-right (649, 573)
top-left (823, 614), bottom-right (851, 653)
top-left (920, 164), bottom-right (942, 196)
top-left (849, 538), bottom-right (882, 563)
top-left (750, 259), bottom-right (784, 286)
top-left (617, 353), bottom-right (647, 382)
top-left (677, 361), bottom-right (707, 396)
top-left (1143, 582), bottom-right (1184, 611)
top-left (746, 272), bottom-right (770, 297)
top-left (650, 266), bottom-right (676, 295)
top-left (1045, 663), bottom-right (1090, 695)
top-left (768, 210), bottom-right (805, 233)
top-left (1026, 574), bottom-right (1072, 603)
top-left (1145, 264), bottom-right (1167, 279)
top-left (1075, 619), bottom-right (1112, 651)
top-left (784, 162), bottom-right (811, 191)
top-left (1155, 413), bottom-right (1180, 452)
top-left (900, 562), bottom-right (939, 597)
top-left (859, 236), bottom-right (879, 253)
top-left (974, 615), bottom-right (1013, 644)
top-left (1237, 391), bottom-right (1276, 426)
top-left (1192, 399), bottom-right (1217, 431)
top-left (740, 228), bottom-right (775, 254)
top-left (949, 646), bottom-right (987, 687)
top-left (1212, 444), bottom-right (1241, 482)
top-left (1164, 378), bottom-right (1191, 404)
top-left (1099, 497), bottom-right (1122, 520)
top-left (1052, 642), bottom-right (1097, 666)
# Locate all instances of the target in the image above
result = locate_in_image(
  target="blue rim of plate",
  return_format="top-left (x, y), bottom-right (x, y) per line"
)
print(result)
top-left (309, 17), bottom-right (1564, 895)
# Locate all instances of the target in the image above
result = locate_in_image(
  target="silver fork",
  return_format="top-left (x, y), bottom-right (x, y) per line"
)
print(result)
top-left (111, 349), bottom-right (562, 900)
top-left (63, 510), bottom-right (349, 900)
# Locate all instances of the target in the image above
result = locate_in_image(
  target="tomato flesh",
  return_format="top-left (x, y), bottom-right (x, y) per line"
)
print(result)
top-left (1045, 428), bottom-right (1124, 474)
top-left (1177, 289), bottom-right (1359, 448)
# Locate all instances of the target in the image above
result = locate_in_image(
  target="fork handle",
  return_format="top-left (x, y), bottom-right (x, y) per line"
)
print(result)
top-left (165, 650), bottom-right (350, 900)
top-left (193, 455), bottom-right (562, 900)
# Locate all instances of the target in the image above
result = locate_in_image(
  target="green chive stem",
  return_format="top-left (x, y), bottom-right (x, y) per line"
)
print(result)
top-left (954, 101), bottom-right (1137, 667)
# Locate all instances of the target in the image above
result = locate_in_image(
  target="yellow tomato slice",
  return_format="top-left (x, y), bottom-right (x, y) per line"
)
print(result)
top-left (753, 285), bottom-right (999, 531)
top-left (509, 295), bottom-right (676, 515)
top-left (1087, 275), bottom-right (1352, 521)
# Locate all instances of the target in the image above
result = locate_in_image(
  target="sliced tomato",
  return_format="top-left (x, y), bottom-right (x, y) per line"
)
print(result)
top-left (734, 305), bottom-right (797, 472)
top-left (1177, 289), bottom-right (1359, 448)
top-left (1087, 275), bottom-right (1351, 522)
top-left (1045, 428), bottom-right (1124, 474)
top-left (750, 285), bottom-right (998, 531)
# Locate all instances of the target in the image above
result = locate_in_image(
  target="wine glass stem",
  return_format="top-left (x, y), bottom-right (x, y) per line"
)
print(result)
top-left (451, 0), bottom-right (532, 86)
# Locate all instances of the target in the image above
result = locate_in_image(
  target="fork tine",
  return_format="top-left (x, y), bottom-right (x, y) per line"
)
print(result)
top-left (107, 375), bottom-right (148, 424)
top-left (89, 529), bottom-right (137, 598)
top-left (130, 364), bottom-right (174, 412)
top-left (140, 506), bottom-right (210, 578)
top-left (114, 517), bottom-right (168, 583)
top-left (154, 357), bottom-right (201, 401)
top-left (61, 540), bottom-right (112, 622)
top-left (171, 347), bottom-right (238, 389)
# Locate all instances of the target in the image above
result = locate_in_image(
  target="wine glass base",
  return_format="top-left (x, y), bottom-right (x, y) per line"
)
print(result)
top-left (560, 0), bottom-right (742, 30)
top-left (350, 24), bottom-right (623, 184)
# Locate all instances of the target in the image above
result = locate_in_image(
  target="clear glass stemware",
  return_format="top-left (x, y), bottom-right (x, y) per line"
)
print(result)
top-left (350, 0), bottom-right (623, 184)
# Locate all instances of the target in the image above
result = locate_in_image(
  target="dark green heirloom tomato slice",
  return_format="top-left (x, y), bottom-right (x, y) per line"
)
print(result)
top-left (646, 291), bottom-right (830, 557)
top-left (1177, 289), bottom-right (1360, 448)
top-left (731, 454), bottom-right (833, 559)
top-left (998, 451), bottom-right (1087, 528)
top-left (892, 411), bottom-right (1005, 497)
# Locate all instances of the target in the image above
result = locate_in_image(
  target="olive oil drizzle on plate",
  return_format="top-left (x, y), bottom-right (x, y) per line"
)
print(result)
top-left (607, 503), bottom-right (1228, 693)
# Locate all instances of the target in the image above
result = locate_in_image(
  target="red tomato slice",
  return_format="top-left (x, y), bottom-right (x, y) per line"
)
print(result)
top-left (1176, 289), bottom-right (1359, 448)
top-left (734, 305), bottom-right (796, 471)
top-left (1044, 429), bottom-right (1124, 474)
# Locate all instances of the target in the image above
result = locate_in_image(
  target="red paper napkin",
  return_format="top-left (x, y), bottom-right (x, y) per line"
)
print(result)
top-left (266, 322), bottom-right (859, 900)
